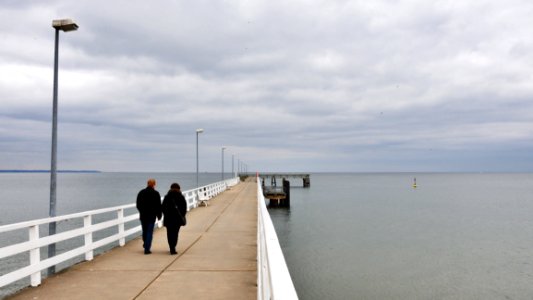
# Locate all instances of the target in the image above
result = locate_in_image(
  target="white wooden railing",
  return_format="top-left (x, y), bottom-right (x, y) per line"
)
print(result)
top-left (257, 176), bottom-right (299, 300)
top-left (0, 177), bottom-right (239, 289)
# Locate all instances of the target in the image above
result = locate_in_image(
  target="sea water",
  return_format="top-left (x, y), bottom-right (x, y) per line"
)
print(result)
top-left (269, 173), bottom-right (533, 299)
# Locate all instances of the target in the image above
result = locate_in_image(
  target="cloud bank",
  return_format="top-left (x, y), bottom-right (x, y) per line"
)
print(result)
top-left (1, 0), bottom-right (533, 172)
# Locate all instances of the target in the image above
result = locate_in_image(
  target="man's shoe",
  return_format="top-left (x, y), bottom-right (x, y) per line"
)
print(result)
top-left (144, 250), bottom-right (152, 255)
top-left (170, 250), bottom-right (177, 255)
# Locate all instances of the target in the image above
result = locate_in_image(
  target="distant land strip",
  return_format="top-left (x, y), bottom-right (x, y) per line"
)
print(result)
top-left (0, 170), bottom-right (101, 173)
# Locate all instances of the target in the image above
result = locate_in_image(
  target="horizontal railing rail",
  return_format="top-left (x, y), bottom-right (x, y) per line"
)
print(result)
top-left (257, 176), bottom-right (299, 300)
top-left (0, 177), bottom-right (239, 290)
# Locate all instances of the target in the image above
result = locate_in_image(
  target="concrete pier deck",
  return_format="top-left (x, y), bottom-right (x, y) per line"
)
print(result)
top-left (8, 180), bottom-right (257, 300)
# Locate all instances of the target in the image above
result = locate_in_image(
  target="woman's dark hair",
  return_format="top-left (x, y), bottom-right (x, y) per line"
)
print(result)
top-left (170, 183), bottom-right (180, 190)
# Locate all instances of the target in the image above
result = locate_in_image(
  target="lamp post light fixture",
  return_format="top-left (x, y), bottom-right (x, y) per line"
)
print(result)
top-left (52, 19), bottom-right (79, 32)
top-left (48, 18), bottom-right (78, 275)
top-left (196, 129), bottom-right (204, 188)
top-left (221, 147), bottom-right (226, 180)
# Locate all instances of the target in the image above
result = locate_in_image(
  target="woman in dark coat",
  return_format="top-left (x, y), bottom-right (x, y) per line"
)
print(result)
top-left (162, 183), bottom-right (187, 255)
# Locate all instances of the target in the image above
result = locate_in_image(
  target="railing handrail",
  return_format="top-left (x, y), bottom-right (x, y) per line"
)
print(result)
top-left (257, 176), bottom-right (299, 300)
top-left (0, 177), bottom-right (240, 234)
top-left (0, 203), bottom-right (136, 233)
top-left (0, 177), bottom-right (239, 290)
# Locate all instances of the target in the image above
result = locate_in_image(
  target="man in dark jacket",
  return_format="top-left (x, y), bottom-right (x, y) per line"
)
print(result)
top-left (136, 178), bottom-right (162, 254)
top-left (161, 183), bottom-right (187, 255)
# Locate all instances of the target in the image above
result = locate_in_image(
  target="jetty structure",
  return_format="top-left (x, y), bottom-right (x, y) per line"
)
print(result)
top-left (258, 173), bottom-right (311, 188)
top-left (258, 173), bottom-right (310, 207)
top-left (0, 176), bottom-right (298, 299)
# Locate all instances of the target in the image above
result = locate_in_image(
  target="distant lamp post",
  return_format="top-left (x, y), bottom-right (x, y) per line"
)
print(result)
top-left (48, 18), bottom-right (78, 275)
top-left (196, 129), bottom-right (204, 188)
top-left (221, 147), bottom-right (226, 180)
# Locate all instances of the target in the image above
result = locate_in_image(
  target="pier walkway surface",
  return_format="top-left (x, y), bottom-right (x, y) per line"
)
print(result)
top-left (8, 180), bottom-right (257, 300)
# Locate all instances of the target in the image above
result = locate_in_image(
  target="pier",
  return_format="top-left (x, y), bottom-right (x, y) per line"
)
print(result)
top-left (258, 173), bottom-right (310, 188)
top-left (259, 173), bottom-right (309, 207)
top-left (1, 178), bottom-right (298, 299)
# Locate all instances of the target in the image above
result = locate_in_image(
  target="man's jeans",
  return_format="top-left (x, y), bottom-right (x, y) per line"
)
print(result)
top-left (141, 221), bottom-right (155, 251)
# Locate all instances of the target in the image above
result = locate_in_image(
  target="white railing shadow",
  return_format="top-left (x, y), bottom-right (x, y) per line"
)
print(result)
top-left (0, 177), bottom-right (239, 289)
top-left (257, 177), bottom-right (299, 300)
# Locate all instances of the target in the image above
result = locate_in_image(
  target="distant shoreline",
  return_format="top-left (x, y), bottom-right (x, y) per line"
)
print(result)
top-left (0, 170), bottom-right (101, 173)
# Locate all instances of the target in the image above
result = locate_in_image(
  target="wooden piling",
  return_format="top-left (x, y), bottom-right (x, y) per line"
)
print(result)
top-left (282, 179), bottom-right (290, 207)
top-left (303, 176), bottom-right (310, 187)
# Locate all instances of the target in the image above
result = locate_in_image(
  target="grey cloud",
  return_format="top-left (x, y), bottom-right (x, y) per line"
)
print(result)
top-left (2, 0), bottom-right (533, 172)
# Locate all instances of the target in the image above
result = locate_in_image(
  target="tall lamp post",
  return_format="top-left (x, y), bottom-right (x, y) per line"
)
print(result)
top-left (196, 129), bottom-right (204, 188)
top-left (48, 19), bottom-right (78, 275)
top-left (232, 154), bottom-right (234, 178)
top-left (221, 147), bottom-right (226, 180)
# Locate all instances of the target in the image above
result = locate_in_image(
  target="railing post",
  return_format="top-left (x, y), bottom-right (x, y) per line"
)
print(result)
top-left (29, 225), bottom-right (41, 287)
top-left (118, 208), bottom-right (125, 246)
top-left (84, 215), bottom-right (93, 261)
top-left (194, 189), bottom-right (199, 208)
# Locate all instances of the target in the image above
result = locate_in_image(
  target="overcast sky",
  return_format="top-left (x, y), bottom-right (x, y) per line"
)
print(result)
top-left (1, 0), bottom-right (533, 173)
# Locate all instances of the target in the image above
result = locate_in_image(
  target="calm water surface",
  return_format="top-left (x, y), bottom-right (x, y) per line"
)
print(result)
top-left (269, 173), bottom-right (533, 299)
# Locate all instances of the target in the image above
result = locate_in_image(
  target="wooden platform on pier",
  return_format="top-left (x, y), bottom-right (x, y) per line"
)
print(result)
top-left (263, 186), bottom-right (286, 199)
top-left (8, 180), bottom-right (257, 300)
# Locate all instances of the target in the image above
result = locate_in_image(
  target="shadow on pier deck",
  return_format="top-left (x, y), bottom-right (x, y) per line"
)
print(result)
top-left (8, 180), bottom-right (257, 300)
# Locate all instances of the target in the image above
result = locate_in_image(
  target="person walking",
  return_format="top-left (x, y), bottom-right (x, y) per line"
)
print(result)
top-left (136, 178), bottom-right (162, 254)
top-left (161, 183), bottom-right (187, 255)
